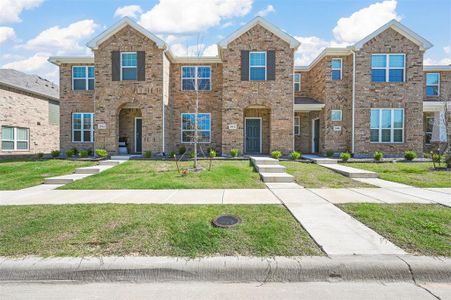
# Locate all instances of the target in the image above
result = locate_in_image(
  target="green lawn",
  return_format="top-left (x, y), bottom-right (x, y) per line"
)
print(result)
top-left (340, 204), bottom-right (451, 256)
top-left (0, 204), bottom-right (323, 257)
top-left (62, 160), bottom-right (265, 189)
top-left (0, 159), bottom-right (95, 190)
top-left (281, 161), bottom-right (373, 188)
top-left (349, 162), bottom-right (451, 188)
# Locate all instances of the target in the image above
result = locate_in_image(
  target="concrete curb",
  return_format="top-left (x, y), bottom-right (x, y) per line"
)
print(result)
top-left (0, 255), bottom-right (450, 283)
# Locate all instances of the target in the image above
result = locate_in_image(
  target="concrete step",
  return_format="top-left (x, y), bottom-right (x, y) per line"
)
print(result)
top-left (260, 172), bottom-right (295, 183)
top-left (43, 174), bottom-right (90, 184)
top-left (250, 156), bottom-right (279, 166)
top-left (74, 166), bottom-right (101, 174)
top-left (304, 157), bottom-right (339, 164)
top-left (99, 160), bottom-right (121, 166)
top-left (111, 155), bottom-right (131, 160)
top-left (319, 164), bottom-right (378, 178)
top-left (255, 164), bottom-right (286, 173)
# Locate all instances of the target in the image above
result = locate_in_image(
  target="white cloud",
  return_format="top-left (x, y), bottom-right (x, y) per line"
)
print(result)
top-left (256, 4), bottom-right (275, 17)
top-left (0, 0), bottom-right (43, 23)
top-left (444, 46), bottom-right (450, 55)
top-left (221, 21), bottom-right (233, 29)
top-left (294, 35), bottom-right (330, 65)
top-left (424, 57), bottom-right (451, 65)
top-left (0, 26), bottom-right (15, 44)
top-left (203, 44), bottom-right (218, 56)
top-left (170, 43), bottom-right (207, 56)
top-left (332, 0), bottom-right (401, 45)
top-left (23, 19), bottom-right (98, 55)
top-left (114, 5), bottom-right (143, 19)
top-left (139, 0), bottom-right (253, 34)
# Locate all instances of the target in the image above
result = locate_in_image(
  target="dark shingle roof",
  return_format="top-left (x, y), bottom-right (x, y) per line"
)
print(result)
top-left (0, 69), bottom-right (59, 100)
top-left (294, 97), bottom-right (323, 105)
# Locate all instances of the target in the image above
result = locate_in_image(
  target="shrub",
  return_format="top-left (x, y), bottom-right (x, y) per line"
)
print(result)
top-left (373, 151), bottom-right (384, 161)
top-left (432, 153), bottom-right (442, 163)
top-left (143, 150), bottom-right (152, 158)
top-left (230, 148), bottom-right (239, 158)
top-left (65, 149), bottom-right (75, 158)
top-left (209, 149), bottom-right (217, 158)
top-left (71, 147), bottom-right (78, 156)
top-left (290, 151), bottom-right (301, 160)
top-left (340, 152), bottom-right (351, 162)
top-left (445, 155), bottom-right (451, 168)
top-left (271, 150), bottom-right (283, 160)
top-left (178, 146), bottom-right (186, 155)
top-left (79, 150), bottom-right (89, 158)
top-left (404, 150), bottom-right (417, 161)
top-left (50, 150), bottom-right (60, 158)
top-left (37, 152), bottom-right (44, 159)
top-left (424, 152), bottom-right (431, 159)
top-left (95, 149), bottom-right (108, 158)
top-left (168, 151), bottom-right (176, 159)
top-left (326, 150), bottom-right (334, 158)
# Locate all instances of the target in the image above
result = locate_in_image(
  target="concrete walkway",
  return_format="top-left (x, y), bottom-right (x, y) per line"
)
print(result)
top-left (319, 164), bottom-right (378, 178)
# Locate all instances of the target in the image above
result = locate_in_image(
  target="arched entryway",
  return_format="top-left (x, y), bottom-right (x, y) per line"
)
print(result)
top-left (243, 106), bottom-right (271, 154)
top-left (118, 104), bottom-right (142, 154)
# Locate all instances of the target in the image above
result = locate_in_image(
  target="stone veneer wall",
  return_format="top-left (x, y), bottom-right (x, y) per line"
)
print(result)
top-left (0, 86), bottom-right (59, 156)
top-left (168, 63), bottom-right (223, 154)
top-left (354, 28), bottom-right (424, 156)
top-left (93, 25), bottom-right (164, 155)
top-left (221, 24), bottom-right (294, 155)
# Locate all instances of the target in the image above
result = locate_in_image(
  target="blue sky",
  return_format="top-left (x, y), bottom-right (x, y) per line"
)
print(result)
top-left (0, 0), bottom-right (450, 83)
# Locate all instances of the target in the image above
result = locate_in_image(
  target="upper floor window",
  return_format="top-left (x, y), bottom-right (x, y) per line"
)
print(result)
top-left (181, 66), bottom-right (211, 91)
top-left (1, 126), bottom-right (29, 151)
top-left (249, 51), bottom-right (266, 80)
top-left (72, 66), bottom-right (94, 90)
top-left (331, 58), bottom-right (342, 80)
top-left (181, 113), bottom-right (211, 143)
top-left (370, 108), bottom-right (404, 143)
top-left (294, 116), bottom-right (300, 135)
top-left (121, 52), bottom-right (137, 80)
top-left (426, 73), bottom-right (440, 96)
top-left (331, 110), bottom-right (342, 121)
top-left (72, 113), bottom-right (94, 143)
top-left (371, 54), bottom-right (405, 82)
top-left (294, 73), bottom-right (301, 92)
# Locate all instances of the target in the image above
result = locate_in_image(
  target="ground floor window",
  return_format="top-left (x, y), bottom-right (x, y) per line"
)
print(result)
top-left (425, 116), bottom-right (434, 144)
top-left (72, 113), bottom-right (94, 143)
top-left (294, 116), bottom-right (300, 135)
top-left (181, 113), bottom-right (211, 143)
top-left (1, 126), bottom-right (29, 151)
top-left (370, 108), bottom-right (404, 143)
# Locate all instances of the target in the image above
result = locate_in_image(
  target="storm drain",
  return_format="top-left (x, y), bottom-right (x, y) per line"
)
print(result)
top-left (212, 215), bottom-right (241, 228)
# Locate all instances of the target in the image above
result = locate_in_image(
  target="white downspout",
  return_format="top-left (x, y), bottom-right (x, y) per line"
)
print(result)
top-left (351, 49), bottom-right (356, 154)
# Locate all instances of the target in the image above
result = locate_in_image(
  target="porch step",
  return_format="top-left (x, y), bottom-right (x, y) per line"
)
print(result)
top-left (255, 164), bottom-right (286, 173)
top-left (250, 157), bottom-right (279, 166)
top-left (99, 160), bottom-right (121, 166)
top-left (303, 155), bottom-right (338, 164)
top-left (43, 174), bottom-right (91, 184)
top-left (260, 172), bottom-right (295, 183)
top-left (74, 165), bottom-right (112, 174)
top-left (111, 155), bottom-right (131, 160)
top-left (319, 164), bottom-right (378, 178)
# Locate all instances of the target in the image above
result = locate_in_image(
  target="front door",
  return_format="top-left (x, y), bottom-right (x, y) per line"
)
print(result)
top-left (135, 118), bottom-right (142, 153)
top-left (245, 118), bottom-right (261, 153)
top-left (312, 119), bottom-right (320, 153)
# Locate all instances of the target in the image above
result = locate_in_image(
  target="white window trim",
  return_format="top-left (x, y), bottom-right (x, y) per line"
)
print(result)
top-left (331, 110), bottom-right (343, 122)
top-left (425, 116), bottom-right (434, 145)
top-left (331, 58), bottom-right (342, 80)
top-left (294, 73), bottom-right (301, 92)
top-left (72, 113), bottom-right (94, 143)
top-left (294, 116), bottom-right (300, 135)
top-left (180, 66), bottom-right (212, 91)
top-left (120, 51), bottom-right (137, 81)
top-left (370, 108), bottom-right (404, 144)
top-left (249, 51), bottom-right (267, 81)
top-left (180, 113), bottom-right (211, 144)
top-left (371, 53), bottom-right (406, 82)
top-left (72, 66), bottom-right (94, 91)
top-left (426, 73), bottom-right (440, 97)
top-left (1, 126), bottom-right (29, 151)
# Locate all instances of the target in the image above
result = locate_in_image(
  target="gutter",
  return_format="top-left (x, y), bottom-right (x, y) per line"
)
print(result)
top-left (351, 49), bottom-right (356, 154)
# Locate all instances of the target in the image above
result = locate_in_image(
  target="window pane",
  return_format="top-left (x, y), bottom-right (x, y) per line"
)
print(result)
top-left (426, 86), bottom-right (438, 96)
top-left (294, 83), bottom-right (300, 92)
top-left (1, 141), bottom-right (14, 150)
top-left (16, 128), bottom-right (28, 140)
top-left (372, 55), bottom-right (386, 68)
top-left (88, 66), bottom-right (95, 78)
top-left (16, 141), bottom-right (28, 150)
top-left (197, 79), bottom-right (210, 91)
top-left (294, 126), bottom-right (300, 135)
top-left (182, 79), bottom-right (195, 90)
top-left (73, 131), bottom-right (81, 142)
top-left (389, 55), bottom-right (404, 68)
top-left (198, 114), bottom-right (210, 130)
top-left (393, 129), bottom-right (403, 142)
top-left (332, 70), bottom-right (341, 80)
top-left (198, 131), bottom-right (210, 143)
top-left (122, 68), bottom-right (137, 80)
top-left (88, 79), bottom-right (95, 90)
top-left (83, 131), bottom-right (91, 142)
top-left (73, 79), bottom-right (86, 90)
top-left (2, 127), bottom-right (14, 140)
top-left (250, 52), bottom-right (266, 66)
top-left (426, 73), bottom-right (439, 85)
top-left (294, 74), bottom-right (300, 82)
top-left (370, 110), bottom-right (380, 128)
top-left (381, 129), bottom-right (391, 142)
top-left (250, 67), bottom-right (265, 80)
top-left (426, 117), bottom-right (434, 132)
top-left (83, 114), bottom-right (92, 129)
top-left (389, 69), bottom-right (403, 82)
top-left (331, 111), bottom-right (342, 121)
top-left (121, 53), bottom-right (137, 66)
top-left (381, 110), bottom-right (391, 128)
top-left (294, 117), bottom-right (300, 126)
top-left (73, 67), bottom-right (86, 78)
top-left (370, 129), bottom-right (379, 142)
top-left (425, 133), bottom-right (432, 144)
top-left (182, 114), bottom-right (195, 130)
top-left (182, 131), bottom-right (193, 143)
top-left (197, 67), bottom-right (210, 78)
top-left (182, 67), bottom-right (195, 78)
top-left (73, 114), bottom-right (81, 129)
top-left (331, 59), bottom-right (341, 69)
top-left (393, 110), bottom-right (403, 128)
top-left (371, 69), bottom-right (386, 82)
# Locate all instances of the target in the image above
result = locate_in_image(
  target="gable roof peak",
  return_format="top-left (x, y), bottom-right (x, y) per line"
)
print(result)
top-left (219, 16), bottom-right (300, 49)
top-left (87, 17), bottom-right (167, 50)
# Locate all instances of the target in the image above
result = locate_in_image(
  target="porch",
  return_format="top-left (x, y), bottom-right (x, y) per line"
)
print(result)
top-left (294, 97), bottom-right (325, 154)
